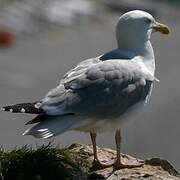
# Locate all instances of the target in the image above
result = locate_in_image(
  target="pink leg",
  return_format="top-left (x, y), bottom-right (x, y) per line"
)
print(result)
top-left (113, 129), bottom-right (144, 170)
top-left (90, 132), bottom-right (114, 169)
top-left (90, 132), bottom-right (98, 161)
top-left (90, 130), bottom-right (144, 170)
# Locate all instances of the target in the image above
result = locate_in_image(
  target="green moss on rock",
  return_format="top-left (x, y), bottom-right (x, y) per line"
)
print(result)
top-left (0, 143), bottom-right (90, 180)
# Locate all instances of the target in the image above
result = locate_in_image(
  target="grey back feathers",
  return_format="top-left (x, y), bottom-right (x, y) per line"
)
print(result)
top-left (41, 59), bottom-right (154, 119)
top-left (100, 49), bottom-right (136, 61)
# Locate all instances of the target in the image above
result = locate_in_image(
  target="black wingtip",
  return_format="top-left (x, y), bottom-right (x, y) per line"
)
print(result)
top-left (1, 107), bottom-right (5, 111)
top-left (1, 106), bottom-right (12, 112)
top-left (1, 102), bottom-right (43, 114)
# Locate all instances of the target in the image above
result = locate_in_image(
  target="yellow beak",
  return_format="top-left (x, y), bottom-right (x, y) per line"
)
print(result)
top-left (153, 21), bottom-right (170, 35)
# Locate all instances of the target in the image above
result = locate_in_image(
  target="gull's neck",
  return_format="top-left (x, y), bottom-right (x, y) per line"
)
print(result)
top-left (117, 39), bottom-right (155, 75)
top-left (139, 41), bottom-right (155, 75)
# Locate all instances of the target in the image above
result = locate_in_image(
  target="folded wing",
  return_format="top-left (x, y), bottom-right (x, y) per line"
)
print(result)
top-left (40, 59), bottom-right (154, 119)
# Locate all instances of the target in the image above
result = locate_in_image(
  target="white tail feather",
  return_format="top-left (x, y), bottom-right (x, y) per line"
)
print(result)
top-left (23, 115), bottom-right (80, 139)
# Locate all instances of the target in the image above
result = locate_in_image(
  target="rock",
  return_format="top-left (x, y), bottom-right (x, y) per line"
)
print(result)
top-left (67, 143), bottom-right (180, 180)
top-left (0, 143), bottom-right (179, 179)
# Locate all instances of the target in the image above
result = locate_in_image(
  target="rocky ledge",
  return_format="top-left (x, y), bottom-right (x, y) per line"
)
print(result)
top-left (0, 143), bottom-right (179, 180)
top-left (68, 143), bottom-right (180, 180)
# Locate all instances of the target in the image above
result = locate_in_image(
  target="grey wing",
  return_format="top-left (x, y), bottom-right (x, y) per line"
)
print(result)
top-left (40, 60), bottom-right (154, 118)
top-left (62, 57), bottom-right (100, 83)
top-left (40, 57), bottom-right (100, 115)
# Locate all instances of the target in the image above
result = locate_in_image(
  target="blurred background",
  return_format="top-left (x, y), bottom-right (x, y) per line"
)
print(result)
top-left (0, 0), bottom-right (180, 169)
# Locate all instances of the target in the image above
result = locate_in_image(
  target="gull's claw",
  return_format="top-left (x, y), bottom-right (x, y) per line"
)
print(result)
top-left (90, 159), bottom-right (114, 171)
top-left (113, 159), bottom-right (144, 170)
top-left (90, 158), bottom-right (144, 171)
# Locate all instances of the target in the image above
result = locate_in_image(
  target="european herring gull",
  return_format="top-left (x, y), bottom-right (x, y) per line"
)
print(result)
top-left (2, 10), bottom-right (170, 169)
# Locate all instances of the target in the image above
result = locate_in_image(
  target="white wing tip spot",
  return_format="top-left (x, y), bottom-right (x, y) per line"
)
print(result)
top-left (35, 102), bottom-right (41, 109)
top-left (1, 107), bottom-right (5, 111)
top-left (21, 108), bottom-right (26, 113)
top-left (10, 109), bottom-right (13, 112)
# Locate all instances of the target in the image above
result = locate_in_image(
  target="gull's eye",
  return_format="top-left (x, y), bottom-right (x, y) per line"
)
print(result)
top-left (146, 18), bottom-right (152, 24)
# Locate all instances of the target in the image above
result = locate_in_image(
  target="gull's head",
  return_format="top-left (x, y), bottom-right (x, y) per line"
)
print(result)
top-left (116, 10), bottom-right (170, 51)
